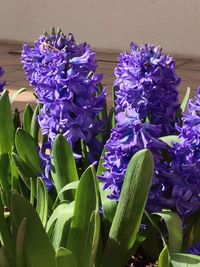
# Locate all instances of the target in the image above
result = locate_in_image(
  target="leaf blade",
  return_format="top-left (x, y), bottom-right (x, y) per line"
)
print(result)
top-left (51, 134), bottom-right (79, 200)
top-left (181, 87), bottom-right (191, 112)
top-left (153, 210), bottom-right (183, 254)
top-left (67, 165), bottom-right (98, 265)
top-left (11, 192), bottom-right (56, 267)
top-left (100, 149), bottom-right (154, 267)
top-left (0, 90), bottom-right (14, 155)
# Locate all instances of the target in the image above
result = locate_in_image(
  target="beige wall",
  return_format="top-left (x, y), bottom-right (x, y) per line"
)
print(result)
top-left (1, 0), bottom-right (200, 57)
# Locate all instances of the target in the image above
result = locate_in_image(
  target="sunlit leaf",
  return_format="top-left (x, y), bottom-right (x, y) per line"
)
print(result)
top-left (153, 210), bottom-right (183, 254)
top-left (181, 87), bottom-right (191, 112)
top-left (100, 149), bottom-right (154, 267)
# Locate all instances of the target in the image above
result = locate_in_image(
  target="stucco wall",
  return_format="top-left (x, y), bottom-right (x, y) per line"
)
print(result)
top-left (1, 0), bottom-right (200, 57)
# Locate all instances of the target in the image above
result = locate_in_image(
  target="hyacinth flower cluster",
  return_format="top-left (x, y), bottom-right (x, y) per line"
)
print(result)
top-left (100, 43), bottom-right (181, 212)
top-left (0, 67), bottom-right (5, 92)
top-left (99, 108), bottom-right (169, 212)
top-left (21, 30), bottom-right (106, 185)
top-left (114, 43), bottom-right (180, 135)
top-left (163, 89), bottom-right (200, 218)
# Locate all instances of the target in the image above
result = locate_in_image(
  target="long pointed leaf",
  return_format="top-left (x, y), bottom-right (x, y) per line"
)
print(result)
top-left (53, 181), bottom-right (79, 209)
top-left (100, 149), bottom-right (154, 267)
top-left (10, 152), bottom-right (19, 191)
top-left (67, 165), bottom-right (98, 265)
top-left (23, 104), bottom-right (33, 133)
top-left (36, 178), bottom-right (48, 227)
top-left (97, 148), bottom-right (117, 224)
top-left (82, 211), bottom-right (100, 267)
top-left (51, 214), bottom-right (72, 250)
top-left (153, 210), bottom-right (183, 254)
top-left (11, 152), bottom-right (37, 189)
top-left (46, 202), bottom-right (74, 234)
top-left (0, 154), bottom-right (11, 204)
top-left (51, 134), bottom-right (78, 200)
top-left (30, 104), bottom-right (40, 140)
top-left (15, 128), bottom-right (41, 174)
top-left (158, 245), bottom-right (170, 267)
top-left (11, 193), bottom-right (55, 267)
top-left (10, 88), bottom-right (26, 103)
top-left (15, 218), bottom-right (27, 267)
top-left (0, 90), bottom-right (14, 155)
top-left (181, 87), bottom-right (191, 112)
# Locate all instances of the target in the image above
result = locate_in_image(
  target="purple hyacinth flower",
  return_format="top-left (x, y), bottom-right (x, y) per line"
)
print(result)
top-left (99, 108), bottom-right (169, 210)
top-left (21, 30), bottom-right (106, 186)
top-left (114, 43), bottom-right (180, 135)
top-left (161, 87), bottom-right (200, 218)
top-left (0, 67), bottom-right (6, 92)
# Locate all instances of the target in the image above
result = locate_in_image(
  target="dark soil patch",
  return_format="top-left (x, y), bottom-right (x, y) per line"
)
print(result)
top-left (126, 253), bottom-right (157, 267)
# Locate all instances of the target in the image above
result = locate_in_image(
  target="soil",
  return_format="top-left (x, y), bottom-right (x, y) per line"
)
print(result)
top-left (126, 254), bottom-right (157, 267)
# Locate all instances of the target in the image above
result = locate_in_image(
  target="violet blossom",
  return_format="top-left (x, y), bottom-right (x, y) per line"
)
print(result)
top-left (114, 43), bottom-right (180, 135)
top-left (99, 108), bottom-right (169, 212)
top-left (21, 30), bottom-right (106, 186)
top-left (163, 88), bottom-right (200, 218)
top-left (0, 67), bottom-right (5, 92)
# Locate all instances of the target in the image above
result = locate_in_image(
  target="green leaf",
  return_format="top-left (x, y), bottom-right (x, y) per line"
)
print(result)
top-left (0, 90), bottom-right (14, 155)
top-left (11, 152), bottom-right (37, 189)
top-left (53, 181), bottom-right (79, 209)
top-left (159, 135), bottom-right (180, 147)
top-left (158, 245), bottom-right (170, 267)
top-left (56, 248), bottom-right (78, 267)
top-left (111, 86), bottom-right (116, 128)
top-left (96, 148), bottom-right (106, 178)
top-left (82, 211), bottom-right (100, 267)
top-left (0, 200), bottom-right (12, 260)
top-left (15, 128), bottom-right (41, 174)
top-left (10, 151), bottom-right (19, 191)
top-left (181, 87), bottom-right (191, 112)
top-left (97, 148), bottom-right (117, 224)
top-left (143, 211), bottom-right (167, 259)
top-left (171, 253), bottom-right (200, 266)
top-left (153, 210), bottom-right (183, 254)
top-left (23, 104), bottom-right (33, 134)
top-left (46, 202), bottom-right (74, 234)
top-left (15, 218), bottom-right (27, 267)
top-left (30, 178), bottom-right (35, 205)
top-left (0, 154), bottom-right (11, 204)
top-left (30, 104), bottom-right (40, 140)
top-left (51, 134), bottom-right (79, 200)
top-left (80, 140), bottom-right (90, 168)
top-left (10, 88), bottom-right (26, 103)
top-left (36, 178), bottom-right (48, 228)
top-left (67, 165), bottom-right (98, 266)
top-left (11, 192), bottom-right (55, 267)
top-left (51, 213), bottom-right (72, 250)
top-left (100, 149), bottom-right (154, 267)
top-left (0, 247), bottom-right (11, 267)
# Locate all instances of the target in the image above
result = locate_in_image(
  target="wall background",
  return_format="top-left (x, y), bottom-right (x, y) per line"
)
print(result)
top-left (1, 0), bottom-right (200, 57)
